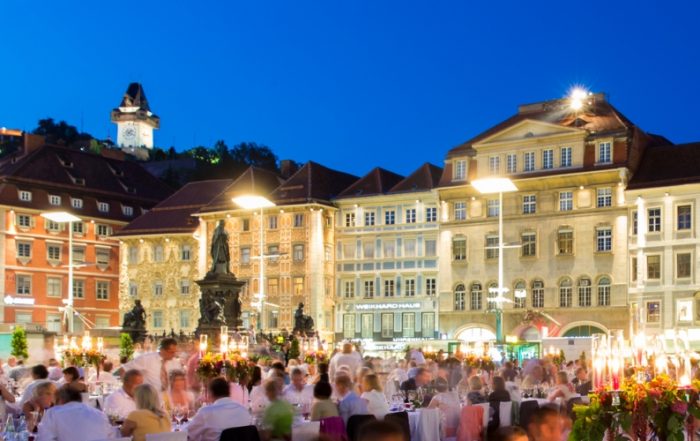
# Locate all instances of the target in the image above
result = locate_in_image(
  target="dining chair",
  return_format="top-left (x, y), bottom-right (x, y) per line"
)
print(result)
top-left (219, 425), bottom-right (262, 441)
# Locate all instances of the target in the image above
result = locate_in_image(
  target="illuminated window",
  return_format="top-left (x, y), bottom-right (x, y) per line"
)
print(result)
top-left (454, 202), bottom-right (466, 220)
top-left (559, 191), bottom-right (573, 211)
top-left (542, 149), bottom-right (553, 169)
top-left (560, 147), bottom-right (572, 167)
top-left (454, 160), bottom-right (466, 181)
top-left (454, 284), bottom-right (465, 310)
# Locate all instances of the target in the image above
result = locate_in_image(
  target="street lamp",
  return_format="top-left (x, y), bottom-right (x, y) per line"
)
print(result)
top-left (471, 177), bottom-right (518, 344)
top-left (232, 195), bottom-right (275, 331)
top-left (41, 211), bottom-right (81, 334)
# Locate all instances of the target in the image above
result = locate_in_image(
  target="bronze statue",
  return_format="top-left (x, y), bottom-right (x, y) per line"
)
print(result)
top-left (209, 220), bottom-right (230, 275)
top-left (293, 302), bottom-right (315, 336)
top-left (122, 299), bottom-right (147, 343)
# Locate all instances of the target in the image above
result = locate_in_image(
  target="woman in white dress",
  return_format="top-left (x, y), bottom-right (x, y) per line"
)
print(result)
top-left (428, 378), bottom-right (461, 440)
top-left (547, 371), bottom-right (576, 403)
top-left (361, 374), bottom-right (390, 419)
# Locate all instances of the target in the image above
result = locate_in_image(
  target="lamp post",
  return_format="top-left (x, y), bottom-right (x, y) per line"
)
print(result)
top-left (232, 195), bottom-right (276, 331)
top-left (471, 177), bottom-right (518, 344)
top-left (41, 211), bottom-right (81, 334)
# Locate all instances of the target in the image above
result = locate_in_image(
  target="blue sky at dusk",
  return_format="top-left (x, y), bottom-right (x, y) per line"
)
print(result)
top-left (2, 1), bottom-right (699, 176)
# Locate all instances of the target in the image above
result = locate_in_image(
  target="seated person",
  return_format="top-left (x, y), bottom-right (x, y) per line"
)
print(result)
top-left (361, 374), bottom-right (389, 419)
top-left (573, 368), bottom-right (592, 396)
top-left (488, 376), bottom-right (511, 402)
top-left (310, 381), bottom-right (339, 421)
top-left (187, 376), bottom-right (252, 441)
top-left (335, 374), bottom-right (368, 425)
top-left (547, 371), bottom-right (576, 402)
top-left (428, 378), bottom-right (460, 438)
top-left (37, 386), bottom-right (113, 441)
top-left (262, 378), bottom-right (294, 441)
top-left (62, 367), bottom-right (87, 393)
top-left (22, 381), bottom-right (54, 432)
top-left (121, 384), bottom-right (171, 441)
top-left (467, 376), bottom-right (486, 405)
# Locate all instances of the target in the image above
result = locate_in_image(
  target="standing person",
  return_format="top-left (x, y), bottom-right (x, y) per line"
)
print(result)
top-left (261, 379), bottom-right (294, 441)
top-left (104, 369), bottom-right (144, 420)
top-left (121, 384), bottom-right (171, 441)
top-left (329, 343), bottom-right (361, 381)
top-left (121, 337), bottom-right (180, 392)
top-left (188, 377), bottom-right (252, 441)
top-left (19, 364), bottom-right (49, 406)
top-left (37, 386), bottom-right (113, 441)
top-left (335, 374), bottom-right (369, 425)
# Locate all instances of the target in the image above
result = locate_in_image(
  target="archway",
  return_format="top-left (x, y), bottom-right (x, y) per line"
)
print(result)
top-left (455, 326), bottom-right (496, 342)
top-left (561, 322), bottom-right (607, 337)
top-left (520, 326), bottom-right (540, 341)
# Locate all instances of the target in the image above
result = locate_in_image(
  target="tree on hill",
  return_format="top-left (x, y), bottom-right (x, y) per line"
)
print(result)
top-left (230, 142), bottom-right (278, 171)
top-left (33, 118), bottom-right (92, 146)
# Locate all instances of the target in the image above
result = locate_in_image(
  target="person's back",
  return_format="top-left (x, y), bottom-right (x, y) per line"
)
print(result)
top-left (126, 409), bottom-right (171, 441)
top-left (310, 381), bottom-right (339, 421)
top-left (188, 377), bottom-right (252, 441)
top-left (37, 386), bottom-right (112, 441)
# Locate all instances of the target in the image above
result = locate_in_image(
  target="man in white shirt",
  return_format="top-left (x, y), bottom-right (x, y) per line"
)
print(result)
top-left (103, 369), bottom-right (143, 419)
top-left (329, 343), bottom-right (362, 381)
top-left (121, 337), bottom-right (179, 392)
top-left (188, 377), bottom-right (252, 441)
top-left (19, 364), bottom-right (50, 407)
top-left (88, 360), bottom-right (119, 385)
top-left (37, 386), bottom-right (113, 441)
top-left (283, 368), bottom-right (314, 405)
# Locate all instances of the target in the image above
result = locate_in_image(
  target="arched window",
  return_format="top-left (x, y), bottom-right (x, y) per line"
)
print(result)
top-left (597, 277), bottom-right (611, 306)
top-left (578, 277), bottom-right (592, 307)
top-left (559, 278), bottom-right (572, 307)
top-left (454, 284), bottom-right (465, 311)
top-left (532, 279), bottom-right (544, 308)
top-left (470, 283), bottom-right (482, 310)
top-left (514, 281), bottom-right (526, 309)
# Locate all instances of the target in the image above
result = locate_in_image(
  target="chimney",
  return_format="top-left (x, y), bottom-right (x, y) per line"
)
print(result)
top-left (23, 133), bottom-right (45, 155)
top-left (280, 159), bottom-right (298, 179)
top-left (101, 147), bottom-right (126, 161)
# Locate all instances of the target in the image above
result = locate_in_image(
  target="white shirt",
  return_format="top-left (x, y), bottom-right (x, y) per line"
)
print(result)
top-left (250, 384), bottom-right (269, 413)
top-left (361, 390), bottom-right (390, 419)
top-left (283, 383), bottom-right (314, 405)
top-left (20, 379), bottom-right (47, 407)
top-left (103, 387), bottom-right (136, 419)
top-left (123, 352), bottom-right (179, 391)
top-left (37, 401), bottom-right (113, 441)
top-left (329, 352), bottom-right (361, 380)
top-left (88, 371), bottom-right (119, 384)
top-left (187, 397), bottom-right (252, 441)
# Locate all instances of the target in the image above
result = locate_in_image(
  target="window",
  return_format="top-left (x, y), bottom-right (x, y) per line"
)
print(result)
top-left (153, 245), bottom-right (164, 262)
top-left (384, 279), bottom-right (395, 297)
top-left (47, 244), bottom-right (61, 261)
top-left (342, 242), bottom-right (356, 260)
top-left (402, 313), bottom-right (415, 338)
top-left (425, 207), bottom-right (437, 223)
top-left (454, 202), bottom-right (466, 220)
top-left (49, 195), bottom-right (61, 206)
top-left (72, 198), bottom-right (83, 209)
top-left (470, 283), bottom-right (482, 310)
top-left (293, 277), bottom-right (304, 295)
top-left (16, 275), bottom-right (31, 295)
top-left (152, 311), bottom-right (164, 328)
top-left (678, 205), bottom-right (692, 230)
top-left (632, 211), bottom-right (638, 235)
top-left (559, 278), bottom-right (572, 307)
top-left (524, 152), bottom-right (535, 172)
top-left (454, 284), bottom-right (465, 310)
top-left (363, 280), bottom-right (374, 298)
top-left (180, 310), bottom-right (191, 329)
top-left (542, 149), bottom-right (553, 169)
top-left (453, 238), bottom-right (467, 261)
top-left (454, 160), bottom-right (467, 180)
top-left (677, 253), bottom-right (692, 278)
top-left (73, 222), bottom-right (84, 235)
top-left (647, 255), bottom-right (661, 279)
top-left (73, 279), bottom-right (84, 298)
top-left (488, 156), bottom-right (500, 175)
top-left (385, 210), bottom-right (396, 225)
top-left (153, 281), bottom-right (163, 297)
top-left (648, 208), bottom-right (661, 232)
top-left (17, 242), bottom-right (31, 258)
top-left (268, 215), bottom-right (278, 230)
top-left (521, 232), bottom-right (536, 257)
top-left (17, 214), bottom-right (31, 228)
top-left (405, 279), bottom-right (416, 297)
top-left (597, 277), bottom-right (610, 306)
top-left (421, 313), bottom-right (435, 338)
top-left (596, 227), bottom-right (612, 252)
top-left (557, 229), bottom-right (573, 255)
top-left (506, 154), bottom-right (517, 173)
top-left (598, 142), bottom-right (612, 164)
top-left (96, 281), bottom-right (109, 300)
top-left (181, 245), bottom-right (191, 261)
top-left (523, 195), bottom-right (536, 214)
top-left (46, 220), bottom-right (61, 232)
top-left (487, 199), bottom-right (499, 217)
top-left (405, 208), bottom-right (416, 224)
top-left (361, 314), bottom-right (373, 339)
top-left (268, 245), bottom-right (279, 260)
top-left (532, 280), bottom-right (544, 308)
top-left (363, 241), bottom-right (374, 259)
top-left (72, 246), bottom-right (85, 263)
top-left (646, 301), bottom-right (661, 323)
top-left (18, 190), bottom-right (32, 202)
top-left (97, 224), bottom-right (111, 236)
top-left (122, 205), bottom-right (133, 216)
top-left (129, 282), bottom-right (138, 297)
top-left (293, 244), bottom-right (304, 261)
top-left (180, 280), bottom-right (190, 295)
top-left (631, 257), bottom-right (638, 282)
top-left (345, 212), bottom-right (356, 227)
top-left (485, 235), bottom-right (499, 260)
top-left (268, 278), bottom-right (279, 296)
top-left (404, 239), bottom-right (416, 257)
top-left (242, 219), bottom-right (250, 231)
top-left (47, 278), bottom-right (61, 298)
top-left (343, 281), bottom-right (354, 298)
top-left (269, 311), bottom-right (279, 329)
top-left (15, 312), bottom-right (32, 324)
top-left (343, 314), bottom-right (356, 339)
top-left (425, 278), bottom-right (436, 296)
top-left (382, 241), bottom-right (394, 258)
top-left (97, 202), bottom-right (109, 213)
top-left (240, 248), bottom-right (250, 264)
top-left (293, 213), bottom-right (304, 228)
top-left (560, 147), bottom-right (572, 167)
top-left (559, 191), bottom-right (573, 211)
top-left (513, 281), bottom-right (526, 309)
top-left (381, 313), bottom-right (393, 338)
top-left (578, 278), bottom-right (591, 307)
top-left (127, 246), bottom-right (138, 264)
top-left (424, 239), bottom-right (436, 257)
top-left (365, 211), bottom-right (375, 226)
top-left (596, 188), bottom-right (612, 208)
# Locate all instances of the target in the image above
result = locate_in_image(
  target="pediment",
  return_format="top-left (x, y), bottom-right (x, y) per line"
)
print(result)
top-left (475, 119), bottom-right (584, 147)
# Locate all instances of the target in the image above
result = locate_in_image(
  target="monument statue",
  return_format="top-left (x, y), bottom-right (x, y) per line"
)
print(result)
top-left (209, 220), bottom-right (230, 275)
top-left (199, 291), bottom-right (226, 325)
top-left (122, 299), bottom-right (147, 343)
top-left (293, 302), bottom-right (315, 336)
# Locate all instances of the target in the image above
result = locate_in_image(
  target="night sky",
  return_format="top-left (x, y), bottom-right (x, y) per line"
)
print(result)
top-left (2, 1), bottom-right (699, 176)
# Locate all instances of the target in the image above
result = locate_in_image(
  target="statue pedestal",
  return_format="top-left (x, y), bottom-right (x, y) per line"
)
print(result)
top-left (195, 272), bottom-right (246, 341)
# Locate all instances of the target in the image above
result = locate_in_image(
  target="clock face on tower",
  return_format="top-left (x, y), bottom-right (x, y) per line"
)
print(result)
top-left (123, 127), bottom-right (136, 140)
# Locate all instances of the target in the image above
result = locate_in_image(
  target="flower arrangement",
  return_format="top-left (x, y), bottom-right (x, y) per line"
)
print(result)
top-left (571, 375), bottom-right (700, 441)
top-left (63, 348), bottom-right (105, 368)
top-left (196, 352), bottom-right (250, 381)
top-left (463, 354), bottom-right (495, 372)
top-left (545, 349), bottom-right (566, 367)
top-left (303, 350), bottom-right (329, 365)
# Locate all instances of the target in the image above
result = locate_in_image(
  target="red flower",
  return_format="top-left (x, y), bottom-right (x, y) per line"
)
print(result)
top-left (671, 401), bottom-right (688, 414)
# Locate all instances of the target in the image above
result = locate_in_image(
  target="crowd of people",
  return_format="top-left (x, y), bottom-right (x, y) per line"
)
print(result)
top-left (0, 339), bottom-right (597, 441)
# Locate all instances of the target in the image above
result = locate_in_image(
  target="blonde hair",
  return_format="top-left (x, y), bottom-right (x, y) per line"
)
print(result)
top-left (362, 374), bottom-right (382, 393)
top-left (468, 375), bottom-right (482, 391)
top-left (33, 381), bottom-right (56, 399)
top-left (134, 384), bottom-right (165, 418)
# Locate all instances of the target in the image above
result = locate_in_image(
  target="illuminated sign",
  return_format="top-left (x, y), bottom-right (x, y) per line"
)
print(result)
top-left (4, 296), bottom-right (35, 306)
top-left (355, 302), bottom-right (421, 311)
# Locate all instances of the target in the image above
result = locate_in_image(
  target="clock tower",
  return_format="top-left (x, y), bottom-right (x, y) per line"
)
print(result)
top-left (111, 82), bottom-right (159, 150)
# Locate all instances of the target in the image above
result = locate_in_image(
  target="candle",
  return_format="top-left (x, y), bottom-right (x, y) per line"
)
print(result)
top-left (611, 357), bottom-right (621, 390)
top-left (97, 337), bottom-right (104, 353)
top-left (199, 334), bottom-right (208, 356)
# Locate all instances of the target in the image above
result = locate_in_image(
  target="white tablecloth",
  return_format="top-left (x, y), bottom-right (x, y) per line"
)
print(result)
top-left (292, 421), bottom-right (320, 441)
top-left (407, 409), bottom-right (440, 441)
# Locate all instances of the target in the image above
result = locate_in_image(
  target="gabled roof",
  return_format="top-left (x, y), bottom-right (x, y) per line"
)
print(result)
top-left (628, 142), bottom-right (700, 189)
top-left (115, 179), bottom-right (231, 236)
top-left (199, 167), bottom-right (284, 213)
top-left (119, 82), bottom-right (152, 112)
top-left (337, 167), bottom-right (404, 198)
top-left (269, 161), bottom-right (358, 205)
top-left (388, 163), bottom-right (443, 194)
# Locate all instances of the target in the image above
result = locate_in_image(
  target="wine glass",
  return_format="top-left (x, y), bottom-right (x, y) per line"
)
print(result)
top-left (302, 402), bottom-right (310, 421)
top-left (173, 406), bottom-right (185, 431)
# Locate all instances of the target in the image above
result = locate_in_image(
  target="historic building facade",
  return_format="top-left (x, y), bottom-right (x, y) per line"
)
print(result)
top-left (333, 164), bottom-right (442, 344)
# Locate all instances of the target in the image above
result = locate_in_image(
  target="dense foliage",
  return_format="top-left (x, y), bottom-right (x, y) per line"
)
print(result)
top-left (10, 327), bottom-right (28, 359)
